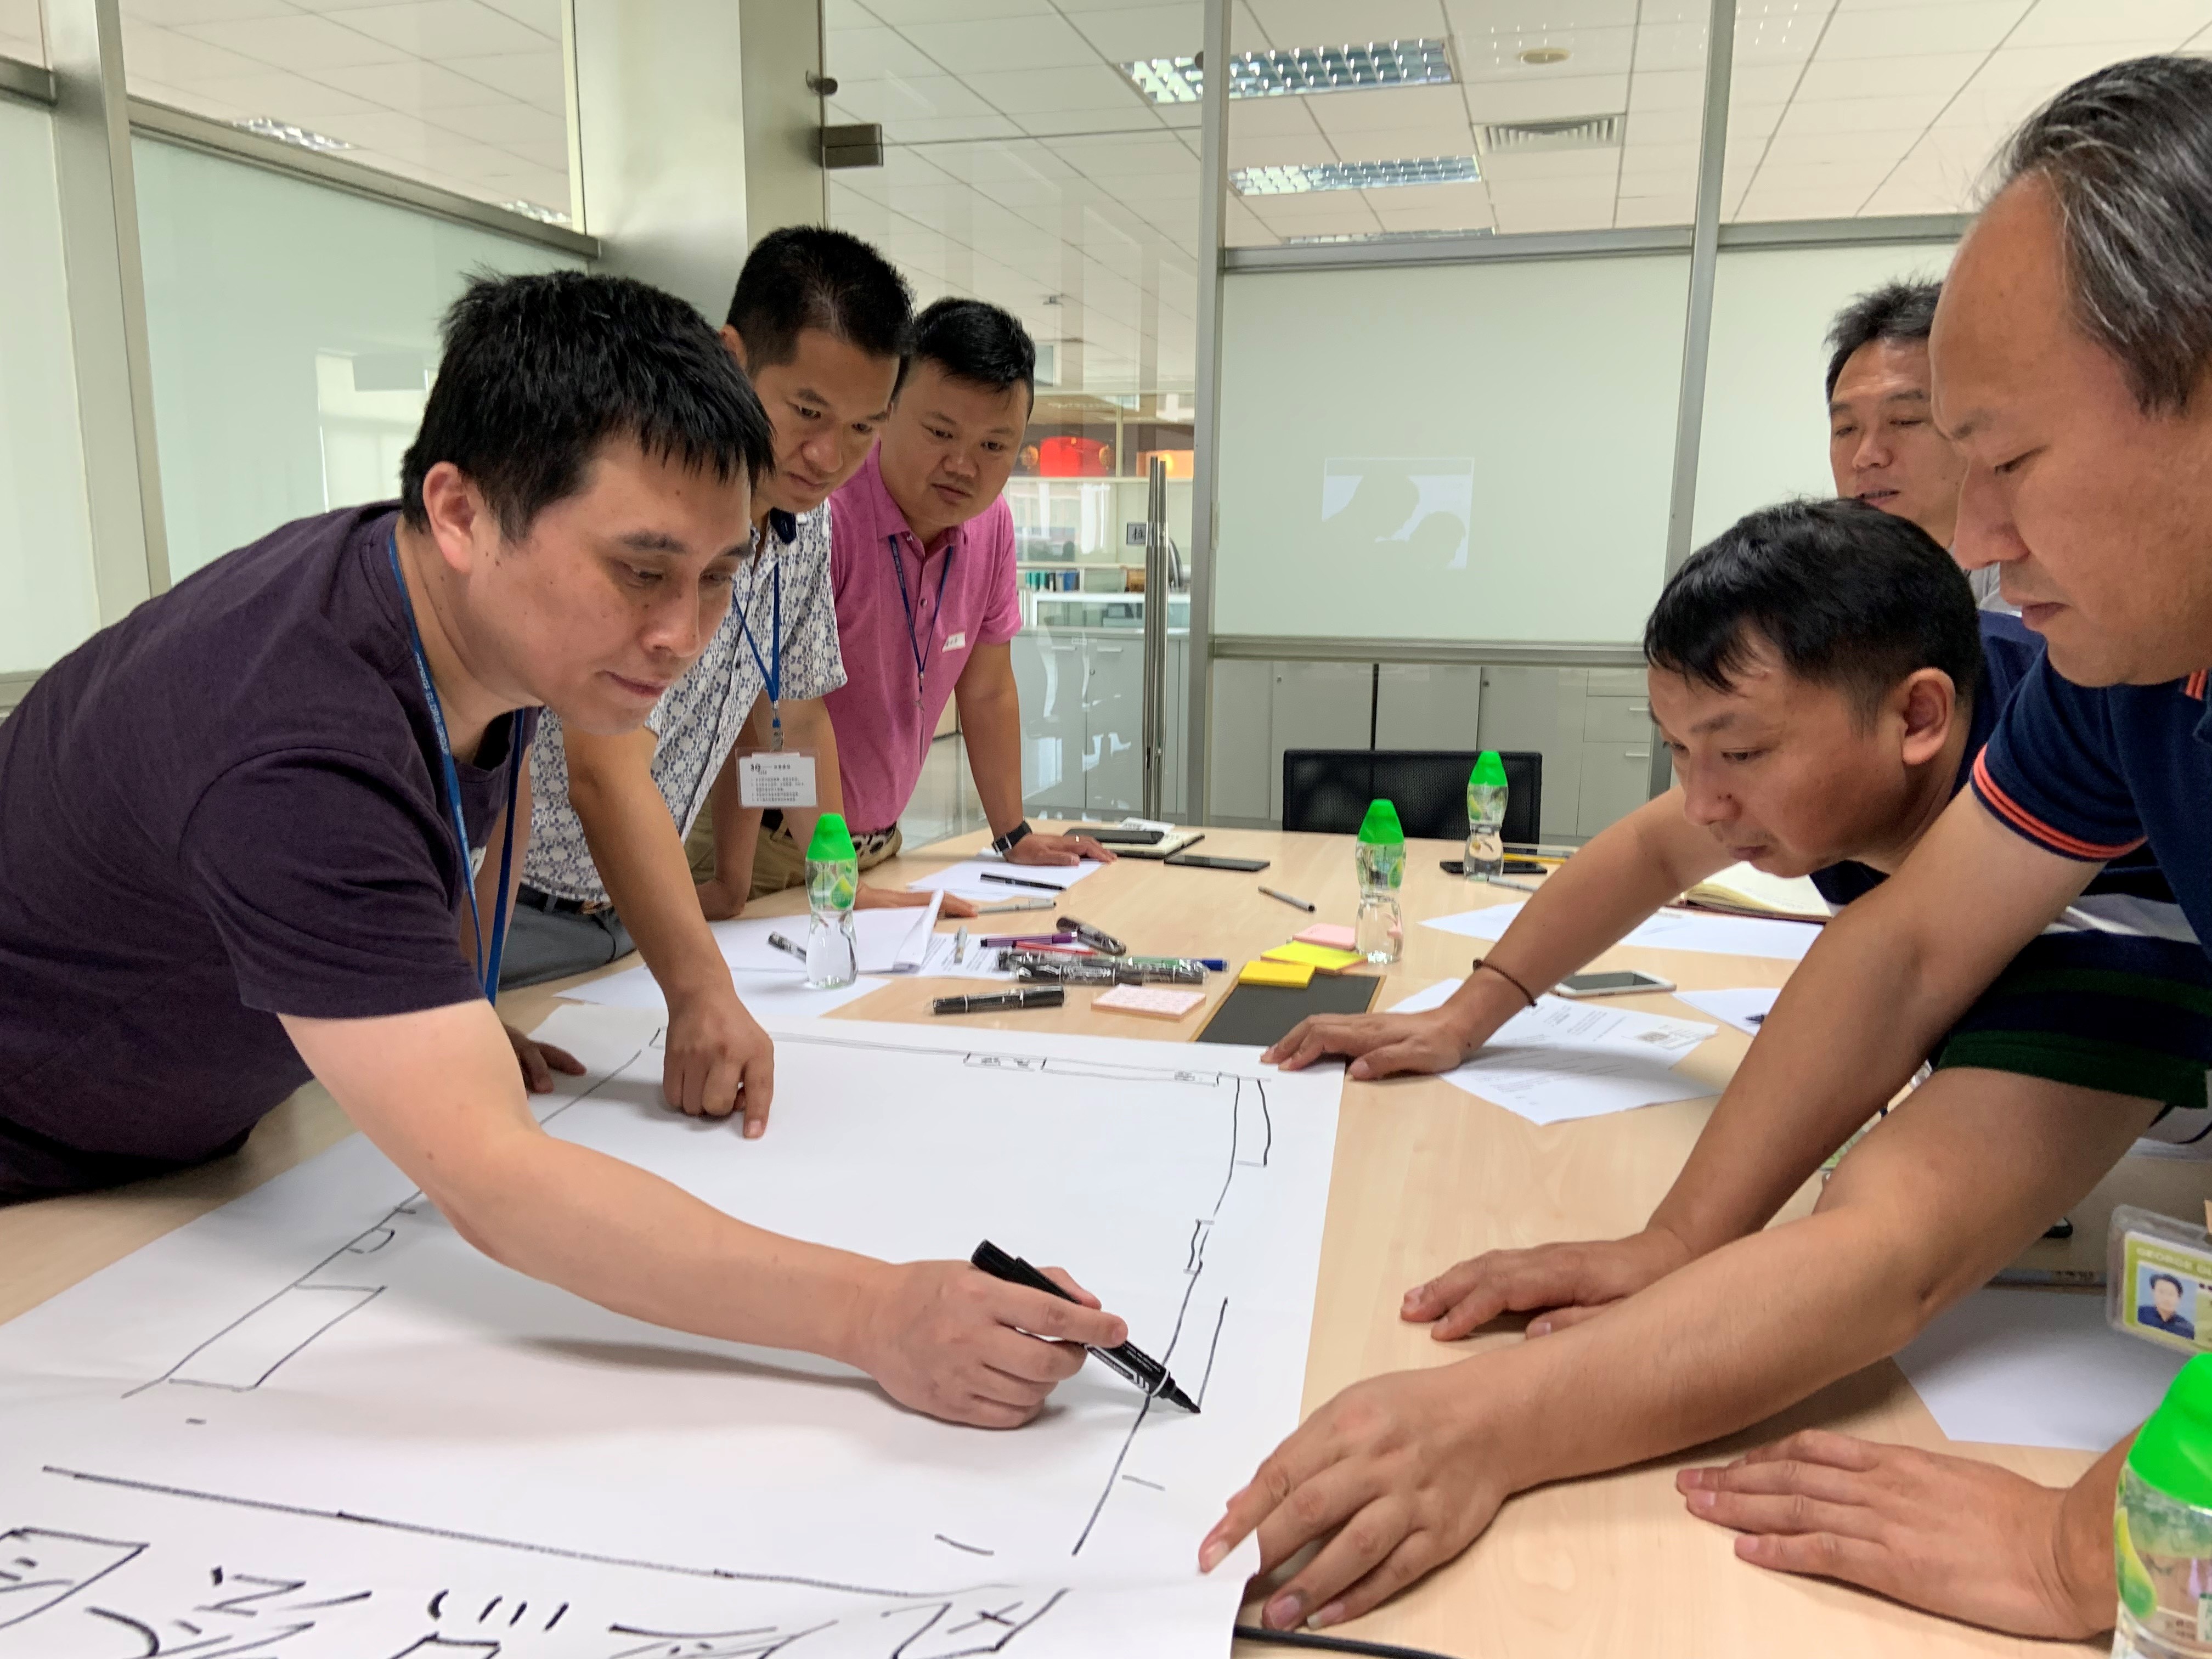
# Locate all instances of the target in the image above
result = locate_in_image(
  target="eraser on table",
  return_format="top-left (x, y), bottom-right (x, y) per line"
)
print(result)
top-left (1238, 958), bottom-right (1314, 989)
top-left (1093, 984), bottom-right (1208, 1021)
top-left (1263, 942), bottom-right (1367, 973)
top-left (1295, 923), bottom-right (1356, 950)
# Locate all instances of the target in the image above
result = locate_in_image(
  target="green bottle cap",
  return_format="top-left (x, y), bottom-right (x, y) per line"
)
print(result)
top-left (1473, 750), bottom-right (1508, 788)
top-left (1356, 799), bottom-right (1403, 844)
top-left (806, 811), bottom-right (856, 864)
top-left (2128, 1353), bottom-right (2212, 1507)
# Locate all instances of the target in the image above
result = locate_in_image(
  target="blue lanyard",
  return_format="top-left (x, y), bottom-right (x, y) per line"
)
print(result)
top-left (888, 532), bottom-right (955, 725)
top-left (386, 530), bottom-right (519, 1000)
top-left (730, 552), bottom-right (784, 749)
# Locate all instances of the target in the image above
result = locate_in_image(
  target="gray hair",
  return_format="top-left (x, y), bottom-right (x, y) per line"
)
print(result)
top-left (1995, 55), bottom-right (2212, 413)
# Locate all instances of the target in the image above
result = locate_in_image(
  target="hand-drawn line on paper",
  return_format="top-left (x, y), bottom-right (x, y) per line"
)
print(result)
top-left (770, 1029), bottom-right (1229, 1090)
top-left (930, 1536), bottom-right (994, 1558)
top-left (1194, 1300), bottom-right (1231, 1412)
top-left (0, 1527), bottom-right (146, 1628)
top-left (1116, 1476), bottom-right (1164, 1492)
top-left (38, 1470), bottom-right (1009, 1604)
top-left (127, 1045), bottom-right (653, 1401)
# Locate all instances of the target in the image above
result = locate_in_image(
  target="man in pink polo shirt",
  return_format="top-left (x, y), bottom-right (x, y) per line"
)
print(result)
top-left (748, 298), bottom-right (1111, 911)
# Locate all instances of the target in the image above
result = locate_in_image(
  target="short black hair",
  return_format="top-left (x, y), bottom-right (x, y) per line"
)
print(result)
top-left (1645, 499), bottom-right (1984, 725)
top-left (401, 270), bottom-right (773, 540)
top-left (2153, 1272), bottom-right (2187, 1296)
top-left (1824, 280), bottom-right (1942, 402)
top-left (908, 297), bottom-right (1036, 403)
top-left (726, 226), bottom-right (913, 374)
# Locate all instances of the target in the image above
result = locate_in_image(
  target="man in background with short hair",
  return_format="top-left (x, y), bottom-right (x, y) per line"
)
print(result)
top-left (751, 297), bottom-right (1112, 907)
top-left (1825, 278), bottom-right (2010, 610)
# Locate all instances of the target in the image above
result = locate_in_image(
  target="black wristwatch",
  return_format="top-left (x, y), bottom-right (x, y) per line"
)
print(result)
top-left (991, 820), bottom-right (1034, 856)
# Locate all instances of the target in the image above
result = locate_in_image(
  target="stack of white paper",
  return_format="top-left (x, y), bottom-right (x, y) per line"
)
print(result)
top-left (1387, 979), bottom-right (1719, 1124)
top-left (1423, 900), bottom-right (1824, 962)
top-left (906, 857), bottom-right (1102, 904)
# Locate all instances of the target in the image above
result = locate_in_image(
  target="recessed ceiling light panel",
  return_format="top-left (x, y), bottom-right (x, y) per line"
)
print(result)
top-left (1232, 155), bottom-right (1481, 195)
top-left (1121, 39), bottom-right (1454, 105)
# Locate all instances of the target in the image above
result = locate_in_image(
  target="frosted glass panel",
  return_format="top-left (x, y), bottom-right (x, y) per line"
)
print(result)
top-left (0, 100), bottom-right (98, 675)
top-left (1215, 255), bottom-right (1690, 644)
top-left (1692, 241), bottom-right (1956, 549)
top-left (133, 137), bottom-right (583, 580)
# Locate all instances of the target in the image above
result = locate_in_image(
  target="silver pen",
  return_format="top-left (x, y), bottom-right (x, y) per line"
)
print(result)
top-left (1259, 885), bottom-right (1316, 913)
top-left (767, 931), bottom-right (807, 962)
top-left (952, 926), bottom-right (969, 964)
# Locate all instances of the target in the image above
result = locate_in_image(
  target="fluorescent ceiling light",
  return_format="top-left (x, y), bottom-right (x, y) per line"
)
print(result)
top-left (1285, 227), bottom-right (1494, 244)
top-left (1122, 39), bottom-right (1453, 105)
top-left (1233, 156), bottom-right (1481, 195)
top-left (233, 116), bottom-right (352, 153)
top-left (502, 200), bottom-right (573, 226)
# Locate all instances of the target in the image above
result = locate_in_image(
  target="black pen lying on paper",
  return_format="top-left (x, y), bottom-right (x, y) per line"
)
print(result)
top-left (971, 1240), bottom-right (1199, 1413)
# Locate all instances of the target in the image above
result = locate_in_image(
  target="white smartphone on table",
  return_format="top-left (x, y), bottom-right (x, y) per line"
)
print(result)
top-left (1554, 968), bottom-right (1675, 998)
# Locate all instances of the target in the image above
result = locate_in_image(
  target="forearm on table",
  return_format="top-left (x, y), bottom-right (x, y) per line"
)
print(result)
top-left (1440, 793), bottom-right (1729, 1046)
top-left (955, 659), bottom-right (1026, 837)
top-left (443, 1124), bottom-right (883, 1360)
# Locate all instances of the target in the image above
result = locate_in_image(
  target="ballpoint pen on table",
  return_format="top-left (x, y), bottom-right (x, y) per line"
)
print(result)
top-left (767, 932), bottom-right (807, 962)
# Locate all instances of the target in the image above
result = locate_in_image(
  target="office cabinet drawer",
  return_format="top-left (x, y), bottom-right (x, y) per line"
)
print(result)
top-left (1583, 693), bottom-right (1654, 743)
top-left (1375, 663), bottom-right (1481, 749)
top-left (1477, 665), bottom-right (1587, 843)
top-left (1587, 668), bottom-right (1645, 697)
top-left (1577, 742), bottom-right (1654, 837)
top-left (1269, 660), bottom-right (1378, 822)
top-left (1207, 658), bottom-right (1272, 823)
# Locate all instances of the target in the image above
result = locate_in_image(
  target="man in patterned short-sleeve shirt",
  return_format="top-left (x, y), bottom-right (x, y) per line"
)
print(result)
top-left (500, 228), bottom-right (913, 1136)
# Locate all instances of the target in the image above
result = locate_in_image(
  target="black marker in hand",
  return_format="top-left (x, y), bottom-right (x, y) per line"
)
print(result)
top-left (970, 1240), bottom-right (1199, 1413)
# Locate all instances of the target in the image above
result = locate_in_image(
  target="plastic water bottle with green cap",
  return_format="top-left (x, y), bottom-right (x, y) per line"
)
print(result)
top-left (2115, 1353), bottom-right (2212, 1656)
top-left (1465, 750), bottom-right (1509, 884)
top-left (1354, 799), bottom-right (1406, 965)
top-left (804, 813), bottom-right (859, 990)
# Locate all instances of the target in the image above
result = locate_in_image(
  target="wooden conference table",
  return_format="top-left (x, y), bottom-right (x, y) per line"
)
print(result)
top-left (3, 824), bottom-right (2197, 1656)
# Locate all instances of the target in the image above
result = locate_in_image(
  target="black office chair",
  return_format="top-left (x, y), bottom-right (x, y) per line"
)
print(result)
top-left (1282, 749), bottom-right (1543, 845)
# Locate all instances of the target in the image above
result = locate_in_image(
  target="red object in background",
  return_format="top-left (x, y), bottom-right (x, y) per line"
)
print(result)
top-left (1037, 435), bottom-right (1113, 476)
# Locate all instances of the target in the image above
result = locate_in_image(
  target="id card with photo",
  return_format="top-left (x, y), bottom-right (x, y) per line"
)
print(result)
top-left (2109, 1205), bottom-right (2212, 1356)
top-left (737, 749), bottom-right (818, 809)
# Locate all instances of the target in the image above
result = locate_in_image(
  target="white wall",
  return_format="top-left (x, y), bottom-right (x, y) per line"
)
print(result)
top-left (132, 138), bottom-right (583, 580)
top-left (1214, 253), bottom-right (1690, 645)
top-left (1691, 240), bottom-right (1957, 548)
top-left (0, 99), bottom-right (100, 676)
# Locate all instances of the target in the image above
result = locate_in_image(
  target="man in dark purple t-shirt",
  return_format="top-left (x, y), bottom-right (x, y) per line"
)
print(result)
top-left (0, 269), bottom-right (1122, 1431)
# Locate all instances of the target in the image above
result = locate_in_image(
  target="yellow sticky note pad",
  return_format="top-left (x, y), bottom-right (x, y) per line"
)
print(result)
top-left (1239, 958), bottom-right (1314, 989)
top-left (1263, 942), bottom-right (1367, 973)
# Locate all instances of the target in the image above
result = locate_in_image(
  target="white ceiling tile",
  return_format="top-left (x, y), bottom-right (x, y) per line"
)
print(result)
top-left (319, 1), bottom-right (548, 57)
top-left (422, 98), bottom-right (562, 145)
top-left (1632, 16), bottom-right (1713, 73)
top-left (1365, 179), bottom-right (1494, 220)
top-left (1730, 2), bottom-right (1832, 67)
top-left (178, 67), bottom-right (381, 117)
top-left (323, 55), bottom-right (543, 108)
top-left (1310, 116), bottom-right (1476, 157)
top-left (826, 25), bottom-right (943, 79)
top-left (1729, 61), bottom-right (1808, 101)
top-left (1818, 0), bottom-right (2034, 59)
top-left (130, 77), bottom-right (249, 119)
top-left (1065, 3), bottom-right (1202, 60)
top-left (120, 18), bottom-right (267, 82)
top-left (1721, 101), bottom-right (1784, 140)
top-left (1628, 66), bottom-right (1706, 109)
top-left (1758, 125), bottom-right (1921, 167)
top-left (1616, 137), bottom-right (1698, 174)
top-left (1224, 95), bottom-right (1328, 137)
top-left (1226, 129), bottom-right (1340, 167)
top-left (470, 0), bottom-right (558, 33)
top-left (1772, 88), bottom-right (1950, 133)
top-left (1444, 0), bottom-right (1639, 39)
top-left (1626, 104), bottom-right (1702, 143)
top-left (886, 115), bottom-right (1029, 140)
top-left (963, 63), bottom-right (1150, 113)
top-left (2008, 0), bottom-right (2212, 48)
top-left (1966, 40), bottom-right (2177, 92)
top-left (1456, 24), bottom-right (1636, 81)
top-left (1480, 144), bottom-right (1622, 181)
top-left (898, 14), bottom-right (1099, 71)
top-left (1301, 81), bottom-right (1470, 134)
top-left (1048, 133), bottom-right (1198, 174)
top-left (120, 0), bottom-right (294, 23)
top-left (865, 0), bottom-right (1056, 21)
top-left (1613, 193), bottom-right (1695, 225)
top-left (833, 73), bottom-right (998, 120)
top-left (178, 11), bottom-right (416, 67)
top-left (441, 49), bottom-right (565, 107)
top-left (1793, 49), bottom-right (1983, 97)
top-left (1489, 195), bottom-right (1615, 230)
top-left (1249, 0), bottom-right (1446, 46)
top-left (1462, 70), bottom-right (1627, 121)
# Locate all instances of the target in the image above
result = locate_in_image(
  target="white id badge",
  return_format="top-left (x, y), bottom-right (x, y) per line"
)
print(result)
top-left (737, 750), bottom-right (818, 809)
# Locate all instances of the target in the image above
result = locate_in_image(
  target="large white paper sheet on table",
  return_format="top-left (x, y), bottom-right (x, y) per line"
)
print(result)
top-left (1674, 986), bottom-right (1779, 1036)
top-left (1423, 900), bottom-right (1824, 962)
top-left (0, 1005), bottom-right (1339, 1657)
top-left (906, 857), bottom-right (1103, 904)
top-left (1389, 979), bottom-right (1719, 1125)
top-left (1898, 1289), bottom-right (2185, 1451)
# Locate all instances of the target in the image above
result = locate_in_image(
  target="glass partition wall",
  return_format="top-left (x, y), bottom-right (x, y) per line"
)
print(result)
top-left (823, 0), bottom-right (1203, 842)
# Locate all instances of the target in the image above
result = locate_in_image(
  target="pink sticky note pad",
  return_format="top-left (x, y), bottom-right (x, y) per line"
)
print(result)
top-left (1295, 923), bottom-right (1356, 950)
top-left (1092, 984), bottom-right (1209, 1021)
